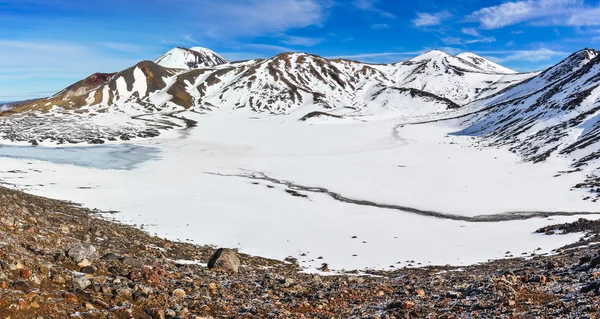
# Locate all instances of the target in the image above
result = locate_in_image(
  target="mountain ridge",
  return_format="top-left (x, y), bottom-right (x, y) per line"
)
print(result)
top-left (1, 47), bottom-right (532, 117)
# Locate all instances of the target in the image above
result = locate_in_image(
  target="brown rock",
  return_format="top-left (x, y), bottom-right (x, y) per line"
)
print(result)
top-left (64, 293), bottom-right (78, 303)
top-left (21, 268), bottom-right (32, 279)
top-left (18, 298), bottom-right (27, 310)
top-left (208, 248), bottom-right (240, 273)
top-left (402, 301), bottom-right (415, 310)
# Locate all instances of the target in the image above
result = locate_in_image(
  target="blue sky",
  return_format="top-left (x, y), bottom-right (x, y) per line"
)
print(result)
top-left (2, 0), bottom-right (600, 101)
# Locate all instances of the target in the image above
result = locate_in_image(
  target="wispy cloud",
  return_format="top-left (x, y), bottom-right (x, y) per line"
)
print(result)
top-left (330, 52), bottom-right (420, 59)
top-left (461, 28), bottom-right (481, 37)
top-left (476, 48), bottom-right (569, 62)
top-left (245, 43), bottom-right (295, 53)
top-left (442, 36), bottom-right (496, 45)
top-left (166, 0), bottom-right (329, 40)
top-left (280, 35), bottom-right (324, 46)
top-left (412, 11), bottom-right (452, 27)
top-left (466, 0), bottom-right (587, 29)
top-left (442, 28), bottom-right (496, 45)
top-left (371, 24), bottom-right (389, 30)
top-left (567, 7), bottom-right (600, 26)
top-left (353, 0), bottom-right (394, 18)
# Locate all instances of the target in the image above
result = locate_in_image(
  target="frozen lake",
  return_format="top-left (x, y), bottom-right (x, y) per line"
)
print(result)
top-left (0, 112), bottom-right (598, 271)
top-left (0, 144), bottom-right (161, 170)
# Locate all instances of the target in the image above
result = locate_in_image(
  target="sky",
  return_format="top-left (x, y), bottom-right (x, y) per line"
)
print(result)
top-left (1, 0), bottom-right (600, 101)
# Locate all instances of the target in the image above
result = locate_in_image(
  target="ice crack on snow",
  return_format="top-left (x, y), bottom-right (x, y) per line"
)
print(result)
top-left (207, 171), bottom-right (600, 223)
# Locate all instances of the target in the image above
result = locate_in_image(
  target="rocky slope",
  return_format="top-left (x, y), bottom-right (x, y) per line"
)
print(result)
top-left (2, 185), bottom-right (600, 318)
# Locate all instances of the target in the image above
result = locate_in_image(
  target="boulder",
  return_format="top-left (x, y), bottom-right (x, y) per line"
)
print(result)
top-left (72, 275), bottom-right (91, 290)
top-left (207, 248), bottom-right (240, 273)
top-left (67, 244), bottom-right (97, 263)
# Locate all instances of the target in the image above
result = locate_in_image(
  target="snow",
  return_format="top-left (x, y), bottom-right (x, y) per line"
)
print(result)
top-left (132, 67), bottom-right (148, 97)
top-left (0, 112), bottom-right (596, 271)
top-left (155, 47), bottom-right (228, 70)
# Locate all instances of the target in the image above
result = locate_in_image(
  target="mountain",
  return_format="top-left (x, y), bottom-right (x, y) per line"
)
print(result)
top-left (456, 49), bottom-right (600, 183)
top-left (382, 50), bottom-right (532, 105)
top-left (154, 47), bottom-right (229, 70)
top-left (0, 47), bottom-right (540, 144)
top-left (3, 48), bottom-right (532, 116)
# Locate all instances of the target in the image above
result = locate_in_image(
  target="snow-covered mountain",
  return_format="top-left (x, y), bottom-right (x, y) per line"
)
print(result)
top-left (455, 49), bottom-right (600, 191)
top-left (154, 47), bottom-right (229, 70)
top-left (4, 48), bottom-right (534, 118)
top-left (381, 50), bottom-right (532, 104)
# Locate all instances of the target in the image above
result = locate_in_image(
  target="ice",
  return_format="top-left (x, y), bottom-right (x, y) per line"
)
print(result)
top-left (0, 144), bottom-right (160, 170)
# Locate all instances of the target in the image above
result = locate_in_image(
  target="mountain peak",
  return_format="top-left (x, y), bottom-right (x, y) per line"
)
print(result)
top-left (155, 47), bottom-right (229, 70)
top-left (455, 52), bottom-right (516, 74)
top-left (411, 50), bottom-right (451, 61)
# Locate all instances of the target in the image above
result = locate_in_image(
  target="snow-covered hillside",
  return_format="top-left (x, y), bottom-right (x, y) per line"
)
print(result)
top-left (454, 49), bottom-right (600, 198)
top-left (154, 47), bottom-right (229, 70)
top-left (382, 50), bottom-right (533, 104)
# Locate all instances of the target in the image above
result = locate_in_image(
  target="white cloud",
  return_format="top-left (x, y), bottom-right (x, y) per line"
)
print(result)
top-left (353, 0), bottom-right (394, 18)
top-left (467, 0), bottom-right (585, 29)
top-left (412, 11), bottom-right (452, 27)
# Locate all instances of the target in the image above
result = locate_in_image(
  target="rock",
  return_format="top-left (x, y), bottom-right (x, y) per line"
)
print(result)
top-left (145, 309), bottom-right (165, 319)
top-left (117, 288), bottom-right (134, 298)
top-left (64, 293), bottom-right (78, 303)
top-left (80, 266), bottom-right (96, 274)
top-left (164, 309), bottom-right (176, 317)
top-left (581, 280), bottom-right (600, 293)
top-left (67, 244), bottom-right (97, 263)
top-left (78, 259), bottom-right (93, 267)
top-left (17, 298), bottom-right (27, 311)
top-left (207, 248), bottom-right (240, 273)
top-left (172, 288), bottom-right (186, 299)
top-left (20, 268), bottom-right (32, 279)
top-left (72, 275), bottom-right (91, 289)
top-left (101, 253), bottom-right (120, 261)
top-left (387, 300), bottom-right (415, 310)
top-left (54, 252), bottom-right (66, 262)
top-left (121, 256), bottom-right (143, 268)
top-left (13, 280), bottom-right (29, 292)
top-left (318, 263), bottom-right (329, 272)
top-left (590, 255), bottom-right (600, 268)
